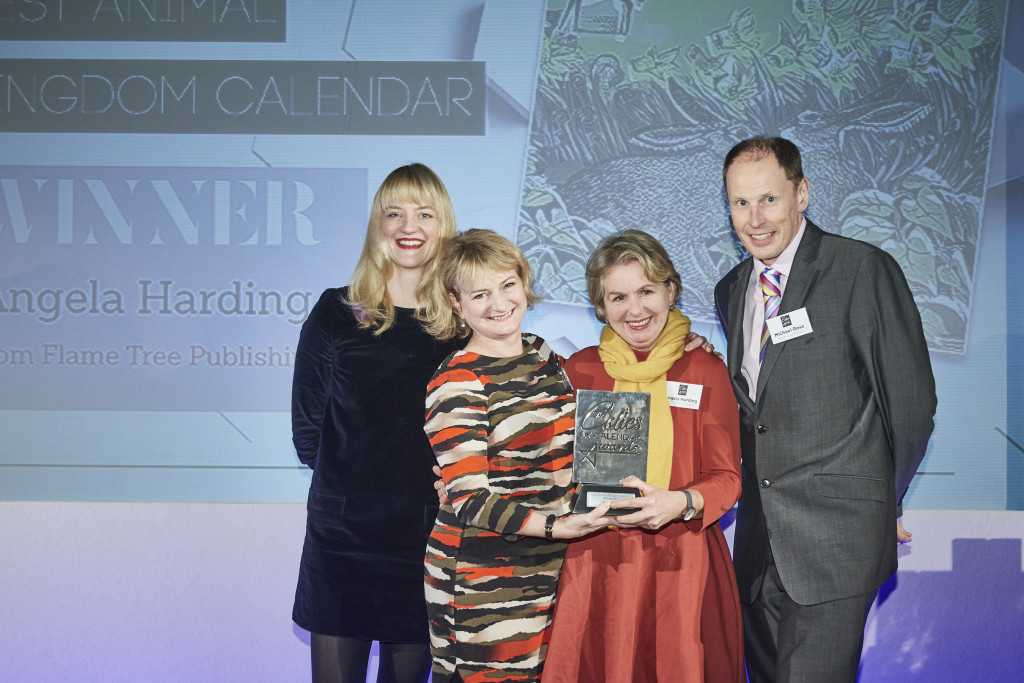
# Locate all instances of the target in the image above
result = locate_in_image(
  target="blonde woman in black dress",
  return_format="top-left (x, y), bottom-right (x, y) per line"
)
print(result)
top-left (291, 164), bottom-right (460, 683)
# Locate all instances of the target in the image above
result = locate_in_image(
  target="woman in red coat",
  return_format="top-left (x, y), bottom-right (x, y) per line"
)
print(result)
top-left (543, 229), bottom-right (745, 683)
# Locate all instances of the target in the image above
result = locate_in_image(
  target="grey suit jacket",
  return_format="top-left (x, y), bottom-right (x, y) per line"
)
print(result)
top-left (714, 221), bottom-right (936, 605)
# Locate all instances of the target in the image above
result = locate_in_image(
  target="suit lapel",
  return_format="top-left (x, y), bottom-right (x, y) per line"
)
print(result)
top-left (725, 260), bottom-right (756, 414)
top-left (755, 222), bottom-right (824, 401)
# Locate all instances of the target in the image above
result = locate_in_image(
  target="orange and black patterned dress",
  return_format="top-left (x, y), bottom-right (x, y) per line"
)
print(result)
top-left (423, 334), bottom-right (574, 683)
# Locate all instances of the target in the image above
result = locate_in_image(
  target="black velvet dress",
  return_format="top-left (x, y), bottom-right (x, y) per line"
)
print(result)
top-left (291, 287), bottom-right (461, 641)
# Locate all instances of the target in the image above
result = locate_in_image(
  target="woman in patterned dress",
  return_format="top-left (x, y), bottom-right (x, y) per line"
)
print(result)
top-left (291, 164), bottom-right (462, 683)
top-left (421, 229), bottom-right (613, 683)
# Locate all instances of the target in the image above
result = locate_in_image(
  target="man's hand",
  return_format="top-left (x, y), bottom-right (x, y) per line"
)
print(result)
top-left (685, 331), bottom-right (724, 361)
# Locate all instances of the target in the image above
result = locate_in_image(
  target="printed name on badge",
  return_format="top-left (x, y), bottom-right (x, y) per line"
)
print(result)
top-left (667, 381), bottom-right (703, 410)
top-left (766, 307), bottom-right (813, 344)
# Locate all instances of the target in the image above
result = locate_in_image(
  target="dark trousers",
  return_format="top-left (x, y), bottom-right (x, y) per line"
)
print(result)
top-left (742, 546), bottom-right (877, 683)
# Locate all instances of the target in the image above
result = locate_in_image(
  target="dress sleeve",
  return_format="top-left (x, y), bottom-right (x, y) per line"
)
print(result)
top-left (424, 361), bottom-right (533, 536)
top-left (690, 355), bottom-right (743, 529)
top-left (290, 292), bottom-right (335, 468)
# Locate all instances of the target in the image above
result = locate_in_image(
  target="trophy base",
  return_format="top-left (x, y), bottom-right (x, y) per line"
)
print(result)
top-left (571, 483), bottom-right (641, 515)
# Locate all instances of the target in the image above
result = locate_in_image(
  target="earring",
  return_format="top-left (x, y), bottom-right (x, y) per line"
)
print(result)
top-left (457, 317), bottom-right (467, 332)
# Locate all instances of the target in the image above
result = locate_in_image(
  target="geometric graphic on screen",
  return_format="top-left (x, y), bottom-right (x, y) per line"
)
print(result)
top-left (516, 0), bottom-right (1007, 353)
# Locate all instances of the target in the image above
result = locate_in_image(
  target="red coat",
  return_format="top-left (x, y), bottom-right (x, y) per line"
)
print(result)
top-left (542, 346), bottom-right (745, 683)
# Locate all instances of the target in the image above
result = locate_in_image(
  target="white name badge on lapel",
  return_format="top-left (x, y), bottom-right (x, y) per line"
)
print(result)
top-left (666, 381), bottom-right (703, 410)
top-left (766, 307), bottom-right (813, 344)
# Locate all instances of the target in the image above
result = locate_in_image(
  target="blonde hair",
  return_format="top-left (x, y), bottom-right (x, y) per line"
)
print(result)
top-left (347, 163), bottom-right (456, 334)
top-left (585, 230), bottom-right (681, 323)
top-left (424, 229), bottom-right (542, 340)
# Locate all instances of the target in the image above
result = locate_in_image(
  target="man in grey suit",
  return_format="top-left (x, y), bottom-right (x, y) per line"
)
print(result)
top-left (713, 136), bottom-right (937, 682)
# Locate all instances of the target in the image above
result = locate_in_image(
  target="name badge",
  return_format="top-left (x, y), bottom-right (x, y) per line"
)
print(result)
top-left (766, 307), bottom-right (813, 344)
top-left (666, 381), bottom-right (703, 410)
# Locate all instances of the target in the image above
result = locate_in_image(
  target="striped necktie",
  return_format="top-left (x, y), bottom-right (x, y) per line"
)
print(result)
top-left (759, 267), bottom-right (782, 363)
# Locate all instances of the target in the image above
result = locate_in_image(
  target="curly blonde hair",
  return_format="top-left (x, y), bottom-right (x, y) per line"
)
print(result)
top-left (346, 163), bottom-right (457, 334)
top-left (423, 229), bottom-right (542, 340)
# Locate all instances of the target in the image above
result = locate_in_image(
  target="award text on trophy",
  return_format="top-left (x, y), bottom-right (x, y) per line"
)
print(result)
top-left (571, 389), bottom-right (651, 514)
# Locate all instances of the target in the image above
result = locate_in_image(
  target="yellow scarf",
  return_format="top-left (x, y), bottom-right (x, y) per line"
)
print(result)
top-left (597, 308), bottom-right (690, 489)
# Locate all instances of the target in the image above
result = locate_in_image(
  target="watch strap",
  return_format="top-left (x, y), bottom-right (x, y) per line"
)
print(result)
top-left (681, 489), bottom-right (696, 521)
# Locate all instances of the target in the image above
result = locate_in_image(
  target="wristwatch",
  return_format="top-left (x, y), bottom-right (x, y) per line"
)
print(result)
top-left (681, 490), bottom-right (696, 521)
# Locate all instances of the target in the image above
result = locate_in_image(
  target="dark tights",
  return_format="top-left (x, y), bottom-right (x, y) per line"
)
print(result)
top-left (310, 634), bottom-right (431, 683)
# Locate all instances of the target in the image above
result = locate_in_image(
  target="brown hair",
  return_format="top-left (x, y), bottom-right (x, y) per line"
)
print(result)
top-left (585, 230), bottom-right (681, 323)
top-left (722, 136), bottom-right (804, 185)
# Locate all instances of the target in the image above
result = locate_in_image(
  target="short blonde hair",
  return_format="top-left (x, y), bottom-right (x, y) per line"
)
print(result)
top-left (347, 163), bottom-right (457, 333)
top-left (424, 229), bottom-right (542, 340)
top-left (586, 230), bottom-right (681, 323)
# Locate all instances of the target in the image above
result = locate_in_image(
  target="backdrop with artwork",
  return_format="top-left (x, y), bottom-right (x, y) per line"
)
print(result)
top-left (1, 1), bottom-right (1021, 680)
